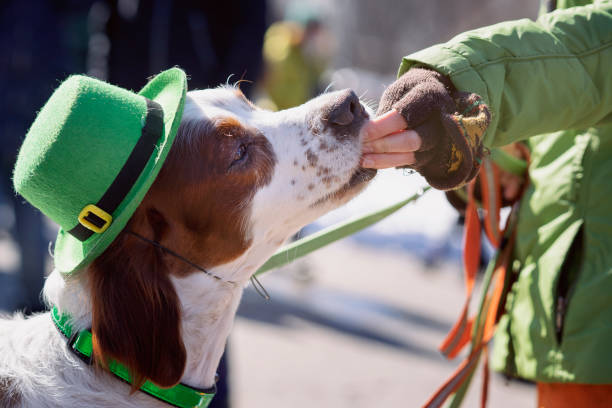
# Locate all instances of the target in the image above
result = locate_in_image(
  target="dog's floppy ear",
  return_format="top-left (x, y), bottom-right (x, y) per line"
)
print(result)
top-left (88, 208), bottom-right (186, 390)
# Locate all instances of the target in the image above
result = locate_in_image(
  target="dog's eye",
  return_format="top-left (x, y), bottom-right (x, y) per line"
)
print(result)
top-left (231, 143), bottom-right (248, 166)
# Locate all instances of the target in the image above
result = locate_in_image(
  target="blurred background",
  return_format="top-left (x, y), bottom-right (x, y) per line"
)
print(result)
top-left (0, 0), bottom-right (538, 406)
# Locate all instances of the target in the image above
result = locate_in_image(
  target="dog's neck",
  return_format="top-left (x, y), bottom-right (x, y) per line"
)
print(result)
top-left (43, 267), bottom-right (247, 390)
top-left (170, 272), bottom-right (245, 388)
top-left (175, 235), bottom-right (288, 387)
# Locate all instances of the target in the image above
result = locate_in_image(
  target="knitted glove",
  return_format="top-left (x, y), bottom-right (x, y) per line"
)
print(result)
top-left (377, 68), bottom-right (491, 190)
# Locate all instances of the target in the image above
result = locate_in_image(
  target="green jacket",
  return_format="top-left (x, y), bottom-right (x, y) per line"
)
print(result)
top-left (398, 0), bottom-right (612, 383)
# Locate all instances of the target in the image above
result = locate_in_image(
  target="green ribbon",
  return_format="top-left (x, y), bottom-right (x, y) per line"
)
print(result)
top-left (256, 186), bottom-right (431, 275)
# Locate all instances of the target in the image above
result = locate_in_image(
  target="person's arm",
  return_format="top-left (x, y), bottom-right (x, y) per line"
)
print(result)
top-left (398, 1), bottom-right (612, 147)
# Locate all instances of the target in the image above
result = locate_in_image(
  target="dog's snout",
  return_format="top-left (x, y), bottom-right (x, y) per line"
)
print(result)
top-left (328, 90), bottom-right (364, 127)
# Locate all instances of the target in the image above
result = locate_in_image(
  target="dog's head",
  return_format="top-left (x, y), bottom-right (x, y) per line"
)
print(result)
top-left (87, 87), bottom-right (375, 389)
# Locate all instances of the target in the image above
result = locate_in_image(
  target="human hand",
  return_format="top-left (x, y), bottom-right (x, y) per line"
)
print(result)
top-left (361, 109), bottom-right (421, 169)
top-left (366, 68), bottom-right (491, 190)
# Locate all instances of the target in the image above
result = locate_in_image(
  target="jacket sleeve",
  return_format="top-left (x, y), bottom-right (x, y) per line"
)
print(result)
top-left (398, 0), bottom-right (612, 147)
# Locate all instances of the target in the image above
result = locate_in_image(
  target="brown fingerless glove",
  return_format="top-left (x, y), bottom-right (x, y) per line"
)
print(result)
top-left (377, 68), bottom-right (491, 190)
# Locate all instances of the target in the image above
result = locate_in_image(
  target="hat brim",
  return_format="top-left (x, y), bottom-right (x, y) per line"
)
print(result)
top-left (53, 68), bottom-right (187, 274)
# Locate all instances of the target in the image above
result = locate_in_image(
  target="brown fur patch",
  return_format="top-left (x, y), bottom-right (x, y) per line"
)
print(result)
top-left (215, 117), bottom-right (244, 135)
top-left (316, 166), bottom-right (331, 177)
top-left (322, 175), bottom-right (339, 186)
top-left (148, 116), bottom-right (277, 271)
top-left (89, 225), bottom-right (186, 390)
top-left (0, 376), bottom-right (22, 407)
top-left (306, 149), bottom-right (318, 167)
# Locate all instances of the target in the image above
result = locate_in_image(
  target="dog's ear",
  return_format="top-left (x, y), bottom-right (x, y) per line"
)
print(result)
top-left (88, 208), bottom-right (186, 390)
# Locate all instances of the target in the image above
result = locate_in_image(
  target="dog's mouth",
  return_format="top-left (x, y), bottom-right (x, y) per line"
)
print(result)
top-left (312, 166), bottom-right (376, 207)
top-left (347, 166), bottom-right (377, 187)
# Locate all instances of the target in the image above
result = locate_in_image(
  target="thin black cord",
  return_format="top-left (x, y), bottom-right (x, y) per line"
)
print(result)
top-left (127, 230), bottom-right (235, 285)
top-left (127, 230), bottom-right (271, 300)
top-left (250, 275), bottom-right (270, 300)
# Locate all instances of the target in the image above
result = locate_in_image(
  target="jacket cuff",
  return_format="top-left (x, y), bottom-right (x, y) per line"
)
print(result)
top-left (398, 45), bottom-right (496, 147)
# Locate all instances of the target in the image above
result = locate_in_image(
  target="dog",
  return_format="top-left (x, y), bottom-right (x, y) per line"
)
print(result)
top-left (0, 86), bottom-right (376, 407)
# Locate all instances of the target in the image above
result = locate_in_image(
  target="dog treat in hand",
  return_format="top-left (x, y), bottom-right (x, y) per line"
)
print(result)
top-left (377, 68), bottom-right (491, 190)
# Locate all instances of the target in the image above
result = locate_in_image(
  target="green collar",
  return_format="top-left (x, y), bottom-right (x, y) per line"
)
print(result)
top-left (50, 306), bottom-right (215, 408)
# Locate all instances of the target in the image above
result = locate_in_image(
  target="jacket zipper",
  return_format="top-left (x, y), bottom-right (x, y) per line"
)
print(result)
top-left (555, 295), bottom-right (569, 343)
top-left (554, 228), bottom-right (584, 345)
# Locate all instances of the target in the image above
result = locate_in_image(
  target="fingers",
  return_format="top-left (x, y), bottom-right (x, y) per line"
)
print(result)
top-left (360, 109), bottom-right (421, 169)
top-left (363, 109), bottom-right (408, 142)
top-left (361, 152), bottom-right (416, 169)
top-left (362, 130), bottom-right (421, 154)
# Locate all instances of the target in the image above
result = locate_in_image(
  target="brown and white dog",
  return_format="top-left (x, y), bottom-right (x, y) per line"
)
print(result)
top-left (0, 86), bottom-right (375, 407)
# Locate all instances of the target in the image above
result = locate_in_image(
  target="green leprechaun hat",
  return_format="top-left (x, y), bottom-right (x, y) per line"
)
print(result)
top-left (13, 67), bottom-right (187, 274)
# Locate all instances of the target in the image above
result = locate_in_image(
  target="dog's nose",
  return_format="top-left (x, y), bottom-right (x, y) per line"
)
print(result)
top-left (327, 89), bottom-right (365, 127)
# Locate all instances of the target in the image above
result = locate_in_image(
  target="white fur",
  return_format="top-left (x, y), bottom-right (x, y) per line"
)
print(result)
top-left (0, 87), bottom-right (372, 407)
